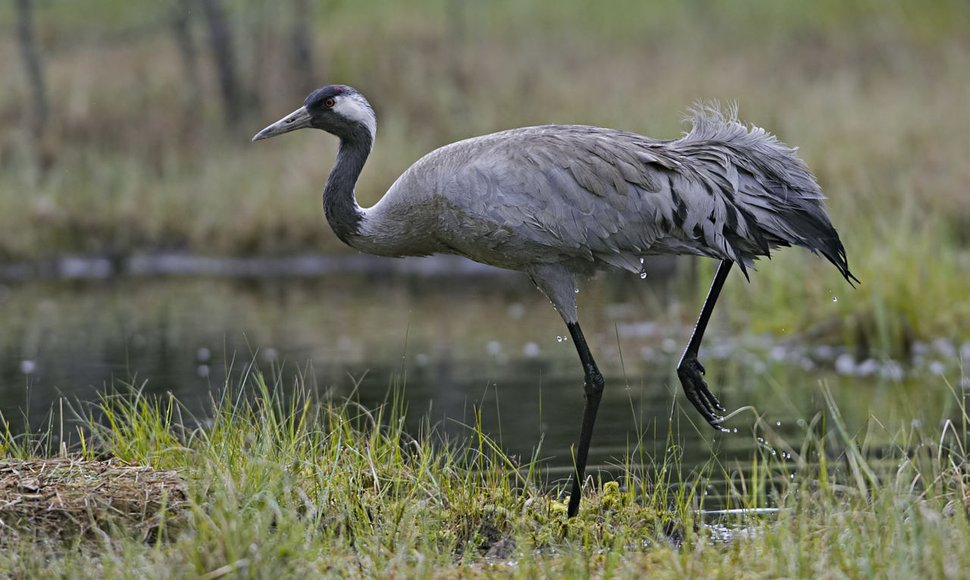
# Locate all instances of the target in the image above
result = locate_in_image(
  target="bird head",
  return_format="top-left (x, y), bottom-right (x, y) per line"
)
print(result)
top-left (252, 85), bottom-right (376, 145)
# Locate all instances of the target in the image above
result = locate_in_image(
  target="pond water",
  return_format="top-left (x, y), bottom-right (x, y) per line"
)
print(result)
top-left (0, 263), bottom-right (965, 497)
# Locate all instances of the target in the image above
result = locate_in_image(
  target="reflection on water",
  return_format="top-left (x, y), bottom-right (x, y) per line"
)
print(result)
top-left (0, 274), bottom-right (964, 488)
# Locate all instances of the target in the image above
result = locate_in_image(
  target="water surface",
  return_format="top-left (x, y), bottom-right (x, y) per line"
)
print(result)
top-left (0, 271), bottom-right (963, 496)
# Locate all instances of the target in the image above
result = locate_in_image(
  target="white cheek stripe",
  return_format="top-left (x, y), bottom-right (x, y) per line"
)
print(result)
top-left (334, 97), bottom-right (377, 142)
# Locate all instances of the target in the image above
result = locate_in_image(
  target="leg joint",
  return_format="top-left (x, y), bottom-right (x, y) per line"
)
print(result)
top-left (584, 367), bottom-right (605, 395)
top-left (677, 355), bottom-right (704, 377)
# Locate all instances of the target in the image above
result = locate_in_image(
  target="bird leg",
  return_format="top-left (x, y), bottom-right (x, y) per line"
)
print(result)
top-left (678, 259), bottom-right (732, 430)
top-left (565, 321), bottom-right (605, 518)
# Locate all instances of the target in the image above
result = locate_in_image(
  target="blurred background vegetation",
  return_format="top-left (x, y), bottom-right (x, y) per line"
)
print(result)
top-left (1, 0), bottom-right (968, 354)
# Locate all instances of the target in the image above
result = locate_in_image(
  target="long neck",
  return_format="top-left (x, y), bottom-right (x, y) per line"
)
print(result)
top-left (324, 129), bottom-right (372, 246)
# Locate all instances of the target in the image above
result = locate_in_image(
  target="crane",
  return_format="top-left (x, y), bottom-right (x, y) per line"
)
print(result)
top-left (253, 85), bottom-right (857, 517)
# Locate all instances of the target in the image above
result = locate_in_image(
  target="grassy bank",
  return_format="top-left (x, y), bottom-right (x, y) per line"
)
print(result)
top-left (1, 367), bottom-right (968, 577)
top-left (1, 2), bottom-right (968, 348)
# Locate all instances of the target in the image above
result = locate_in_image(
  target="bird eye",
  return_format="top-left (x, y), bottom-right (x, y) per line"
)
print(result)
top-left (323, 98), bottom-right (336, 108)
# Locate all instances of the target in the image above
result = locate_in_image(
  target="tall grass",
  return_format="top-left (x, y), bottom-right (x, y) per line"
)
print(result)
top-left (1, 365), bottom-right (968, 577)
top-left (1, 1), bottom-right (966, 354)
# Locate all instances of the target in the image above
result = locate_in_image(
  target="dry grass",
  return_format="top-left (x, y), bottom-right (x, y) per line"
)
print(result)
top-left (0, 1), bottom-right (967, 357)
top-left (1, 1), bottom-right (968, 260)
top-left (0, 1), bottom-right (966, 395)
top-left (0, 456), bottom-right (187, 543)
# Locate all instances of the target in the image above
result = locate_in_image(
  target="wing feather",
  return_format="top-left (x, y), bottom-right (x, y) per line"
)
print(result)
top-left (424, 108), bottom-right (853, 281)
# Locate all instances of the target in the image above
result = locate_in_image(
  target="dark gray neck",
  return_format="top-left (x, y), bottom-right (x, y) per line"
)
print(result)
top-left (324, 129), bottom-right (372, 246)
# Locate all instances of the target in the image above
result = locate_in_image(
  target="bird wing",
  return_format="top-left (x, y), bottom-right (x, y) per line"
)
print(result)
top-left (438, 107), bottom-right (852, 280)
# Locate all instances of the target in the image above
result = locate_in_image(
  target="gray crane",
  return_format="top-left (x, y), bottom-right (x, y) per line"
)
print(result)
top-left (253, 85), bottom-right (857, 517)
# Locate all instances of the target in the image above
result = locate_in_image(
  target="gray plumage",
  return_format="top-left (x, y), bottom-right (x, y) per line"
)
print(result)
top-left (371, 105), bottom-right (850, 273)
top-left (347, 101), bottom-right (855, 321)
top-left (253, 84), bottom-right (856, 517)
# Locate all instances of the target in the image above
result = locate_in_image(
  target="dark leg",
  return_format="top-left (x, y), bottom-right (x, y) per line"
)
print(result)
top-left (678, 259), bottom-right (732, 430)
top-left (565, 321), bottom-right (605, 518)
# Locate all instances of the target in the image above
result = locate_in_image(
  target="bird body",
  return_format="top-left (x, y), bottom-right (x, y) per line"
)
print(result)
top-left (367, 117), bottom-right (848, 270)
top-left (254, 85), bottom-right (856, 517)
top-left (352, 115), bottom-right (851, 323)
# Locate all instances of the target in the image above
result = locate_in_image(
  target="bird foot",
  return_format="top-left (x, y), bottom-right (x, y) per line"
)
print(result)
top-left (677, 356), bottom-right (727, 431)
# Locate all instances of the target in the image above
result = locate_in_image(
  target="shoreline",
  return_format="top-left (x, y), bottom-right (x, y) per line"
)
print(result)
top-left (0, 252), bottom-right (677, 283)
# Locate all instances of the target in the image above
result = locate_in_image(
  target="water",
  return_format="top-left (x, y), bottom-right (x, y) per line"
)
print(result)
top-left (0, 273), bottom-right (963, 491)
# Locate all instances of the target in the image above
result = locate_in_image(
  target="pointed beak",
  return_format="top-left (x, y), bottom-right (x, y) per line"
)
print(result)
top-left (252, 106), bottom-right (312, 142)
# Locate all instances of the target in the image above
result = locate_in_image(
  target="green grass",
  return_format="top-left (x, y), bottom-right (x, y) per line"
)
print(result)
top-left (1, 366), bottom-right (968, 577)
top-left (703, 202), bottom-right (970, 359)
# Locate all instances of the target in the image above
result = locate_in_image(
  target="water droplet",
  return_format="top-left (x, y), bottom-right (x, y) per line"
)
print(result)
top-left (574, 288), bottom-right (580, 294)
top-left (732, 427), bottom-right (738, 433)
top-left (639, 272), bottom-right (647, 279)
top-left (832, 296), bottom-right (838, 303)
top-left (557, 335), bottom-right (568, 343)
top-left (486, 341), bottom-right (502, 355)
top-left (639, 257), bottom-right (645, 264)
top-left (775, 421), bottom-right (781, 427)
top-left (523, 342), bottom-right (540, 358)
